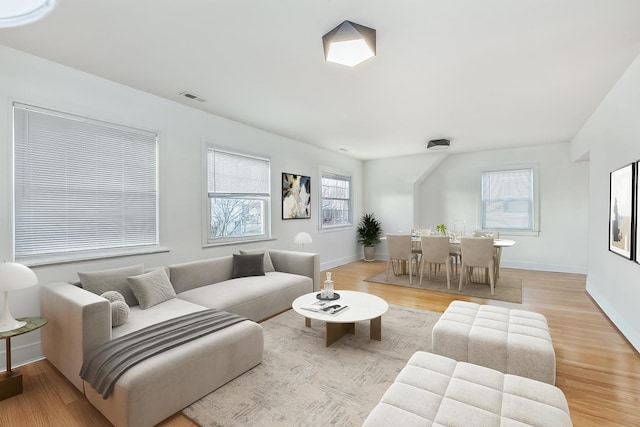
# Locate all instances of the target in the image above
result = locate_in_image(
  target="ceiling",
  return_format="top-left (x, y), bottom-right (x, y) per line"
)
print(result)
top-left (1, 1), bottom-right (640, 160)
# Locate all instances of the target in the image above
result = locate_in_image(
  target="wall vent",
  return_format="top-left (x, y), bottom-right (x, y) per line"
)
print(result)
top-left (179, 91), bottom-right (207, 102)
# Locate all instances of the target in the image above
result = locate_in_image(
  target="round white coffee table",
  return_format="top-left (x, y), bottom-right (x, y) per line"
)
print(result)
top-left (292, 290), bottom-right (389, 347)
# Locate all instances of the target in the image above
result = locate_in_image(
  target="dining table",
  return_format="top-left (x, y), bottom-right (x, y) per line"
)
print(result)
top-left (410, 236), bottom-right (516, 284)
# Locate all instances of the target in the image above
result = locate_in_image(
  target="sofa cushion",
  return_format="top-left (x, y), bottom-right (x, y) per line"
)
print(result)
top-left (78, 264), bottom-right (144, 306)
top-left (127, 268), bottom-right (177, 309)
top-left (178, 272), bottom-right (312, 322)
top-left (112, 298), bottom-right (209, 338)
top-left (101, 291), bottom-right (129, 327)
top-left (239, 249), bottom-right (275, 272)
top-left (232, 253), bottom-right (265, 278)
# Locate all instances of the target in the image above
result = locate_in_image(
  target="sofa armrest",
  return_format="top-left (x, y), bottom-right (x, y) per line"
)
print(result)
top-left (268, 249), bottom-right (320, 292)
top-left (40, 282), bottom-right (111, 392)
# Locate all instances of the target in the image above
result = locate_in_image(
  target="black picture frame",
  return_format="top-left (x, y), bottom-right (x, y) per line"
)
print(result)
top-left (609, 163), bottom-right (635, 259)
top-left (282, 173), bottom-right (311, 219)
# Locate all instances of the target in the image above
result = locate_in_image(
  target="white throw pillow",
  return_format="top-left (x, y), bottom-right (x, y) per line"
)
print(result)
top-left (78, 264), bottom-right (144, 306)
top-left (100, 291), bottom-right (129, 327)
top-left (127, 268), bottom-right (177, 310)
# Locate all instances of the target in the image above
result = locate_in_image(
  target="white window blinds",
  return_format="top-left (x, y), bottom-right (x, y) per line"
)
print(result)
top-left (481, 168), bottom-right (535, 230)
top-left (13, 103), bottom-right (158, 263)
top-left (321, 172), bottom-right (352, 228)
top-left (206, 147), bottom-right (270, 242)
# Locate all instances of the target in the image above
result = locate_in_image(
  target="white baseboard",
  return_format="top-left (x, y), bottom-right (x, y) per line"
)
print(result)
top-left (1, 340), bottom-right (45, 372)
top-left (586, 281), bottom-right (640, 353)
top-left (500, 260), bottom-right (587, 275)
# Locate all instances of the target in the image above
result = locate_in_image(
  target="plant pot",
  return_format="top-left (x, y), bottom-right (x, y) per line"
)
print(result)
top-left (363, 245), bottom-right (376, 261)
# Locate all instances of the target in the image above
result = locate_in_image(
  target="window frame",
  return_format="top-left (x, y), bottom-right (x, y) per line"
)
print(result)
top-left (319, 169), bottom-right (353, 230)
top-left (12, 102), bottom-right (160, 265)
top-left (479, 166), bottom-right (539, 235)
top-left (203, 145), bottom-right (272, 246)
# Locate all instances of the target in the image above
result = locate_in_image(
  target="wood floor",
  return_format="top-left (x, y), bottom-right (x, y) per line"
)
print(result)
top-left (1, 261), bottom-right (639, 426)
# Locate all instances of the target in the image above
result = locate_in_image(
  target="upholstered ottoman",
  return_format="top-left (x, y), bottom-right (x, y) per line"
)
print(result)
top-left (363, 351), bottom-right (572, 427)
top-left (432, 300), bottom-right (556, 384)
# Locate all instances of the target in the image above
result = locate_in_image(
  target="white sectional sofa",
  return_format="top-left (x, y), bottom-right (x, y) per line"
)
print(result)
top-left (40, 249), bottom-right (319, 427)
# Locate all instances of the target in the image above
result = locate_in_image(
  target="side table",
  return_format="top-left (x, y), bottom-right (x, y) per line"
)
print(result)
top-left (0, 316), bottom-right (47, 401)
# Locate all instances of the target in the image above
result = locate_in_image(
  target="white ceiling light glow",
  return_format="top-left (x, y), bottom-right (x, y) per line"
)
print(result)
top-left (322, 20), bottom-right (376, 67)
top-left (0, 0), bottom-right (56, 29)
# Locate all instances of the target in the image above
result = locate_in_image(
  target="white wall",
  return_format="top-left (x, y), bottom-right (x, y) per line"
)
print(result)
top-left (0, 45), bottom-right (362, 368)
top-left (571, 52), bottom-right (640, 352)
top-left (365, 144), bottom-right (589, 273)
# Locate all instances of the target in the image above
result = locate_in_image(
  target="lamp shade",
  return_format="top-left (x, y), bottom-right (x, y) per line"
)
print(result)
top-left (294, 232), bottom-right (313, 245)
top-left (0, 262), bottom-right (38, 332)
top-left (0, 262), bottom-right (38, 291)
top-left (322, 20), bottom-right (376, 67)
top-left (0, 0), bottom-right (56, 28)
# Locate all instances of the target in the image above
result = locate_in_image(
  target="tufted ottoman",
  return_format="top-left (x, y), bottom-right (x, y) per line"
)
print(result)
top-left (432, 300), bottom-right (556, 384)
top-left (363, 351), bottom-right (572, 427)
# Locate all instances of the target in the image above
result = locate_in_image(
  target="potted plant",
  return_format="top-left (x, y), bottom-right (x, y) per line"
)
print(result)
top-left (357, 212), bottom-right (383, 261)
top-left (436, 223), bottom-right (448, 236)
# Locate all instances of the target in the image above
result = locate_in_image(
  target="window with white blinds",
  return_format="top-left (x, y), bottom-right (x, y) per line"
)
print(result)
top-left (481, 168), bottom-right (536, 231)
top-left (207, 147), bottom-right (270, 243)
top-left (13, 103), bottom-right (158, 264)
top-left (320, 172), bottom-right (352, 229)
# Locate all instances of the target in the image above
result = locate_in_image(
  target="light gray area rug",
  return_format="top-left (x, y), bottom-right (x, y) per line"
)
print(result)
top-left (182, 305), bottom-right (440, 426)
top-left (364, 269), bottom-right (522, 303)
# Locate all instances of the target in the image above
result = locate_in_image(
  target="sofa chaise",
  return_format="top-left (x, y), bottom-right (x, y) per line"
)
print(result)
top-left (40, 249), bottom-right (319, 427)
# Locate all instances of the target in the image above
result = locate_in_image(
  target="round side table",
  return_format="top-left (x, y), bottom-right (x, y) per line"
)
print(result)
top-left (0, 317), bottom-right (47, 401)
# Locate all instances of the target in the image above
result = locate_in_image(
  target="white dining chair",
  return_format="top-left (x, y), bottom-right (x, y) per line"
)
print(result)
top-left (459, 237), bottom-right (496, 295)
top-left (386, 234), bottom-right (416, 284)
top-left (419, 235), bottom-right (455, 288)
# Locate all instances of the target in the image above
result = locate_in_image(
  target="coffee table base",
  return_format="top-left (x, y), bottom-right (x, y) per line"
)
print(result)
top-left (305, 316), bottom-right (382, 347)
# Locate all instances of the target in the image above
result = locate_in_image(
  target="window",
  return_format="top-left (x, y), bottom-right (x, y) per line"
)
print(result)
top-left (207, 147), bottom-right (270, 243)
top-left (320, 172), bottom-right (352, 228)
top-left (13, 103), bottom-right (158, 264)
top-left (481, 168), bottom-right (536, 231)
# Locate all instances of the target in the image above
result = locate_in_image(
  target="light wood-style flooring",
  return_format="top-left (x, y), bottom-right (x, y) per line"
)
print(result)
top-left (1, 261), bottom-right (639, 426)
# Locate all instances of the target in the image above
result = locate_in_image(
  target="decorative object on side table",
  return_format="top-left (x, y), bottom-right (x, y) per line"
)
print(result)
top-left (0, 261), bottom-right (41, 400)
top-left (294, 231), bottom-right (313, 250)
top-left (0, 262), bottom-right (39, 332)
top-left (357, 212), bottom-right (383, 261)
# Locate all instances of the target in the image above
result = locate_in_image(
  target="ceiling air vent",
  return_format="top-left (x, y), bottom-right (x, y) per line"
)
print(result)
top-left (179, 91), bottom-right (207, 102)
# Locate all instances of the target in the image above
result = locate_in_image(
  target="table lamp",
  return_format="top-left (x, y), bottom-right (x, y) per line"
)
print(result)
top-left (294, 232), bottom-right (313, 251)
top-left (0, 262), bottom-right (38, 332)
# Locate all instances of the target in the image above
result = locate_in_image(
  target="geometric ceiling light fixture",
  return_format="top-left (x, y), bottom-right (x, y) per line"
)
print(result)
top-left (0, 0), bottom-right (56, 28)
top-left (322, 20), bottom-right (376, 67)
top-left (426, 139), bottom-right (451, 151)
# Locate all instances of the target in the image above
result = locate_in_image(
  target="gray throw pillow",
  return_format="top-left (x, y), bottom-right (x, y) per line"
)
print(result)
top-left (127, 268), bottom-right (177, 310)
top-left (232, 253), bottom-right (265, 278)
top-left (78, 264), bottom-right (144, 306)
top-left (100, 291), bottom-right (129, 327)
top-left (239, 249), bottom-right (275, 272)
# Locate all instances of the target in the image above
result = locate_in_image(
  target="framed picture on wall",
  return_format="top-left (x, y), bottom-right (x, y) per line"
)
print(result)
top-left (609, 163), bottom-right (635, 259)
top-left (636, 161), bottom-right (640, 264)
top-left (282, 173), bottom-right (311, 219)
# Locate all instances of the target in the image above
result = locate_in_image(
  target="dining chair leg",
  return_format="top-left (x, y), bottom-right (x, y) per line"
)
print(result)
top-left (489, 260), bottom-right (495, 295)
top-left (458, 262), bottom-right (466, 291)
top-left (386, 259), bottom-right (392, 281)
top-left (419, 258), bottom-right (425, 286)
top-left (445, 260), bottom-right (451, 289)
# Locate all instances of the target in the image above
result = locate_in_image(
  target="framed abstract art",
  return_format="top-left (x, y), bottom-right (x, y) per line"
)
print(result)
top-left (282, 173), bottom-right (311, 219)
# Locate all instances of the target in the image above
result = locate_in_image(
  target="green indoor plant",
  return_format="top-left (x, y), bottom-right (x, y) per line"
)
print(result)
top-left (357, 212), bottom-right (383, 261)
top-left (436, 223), bottom-right (448, 236)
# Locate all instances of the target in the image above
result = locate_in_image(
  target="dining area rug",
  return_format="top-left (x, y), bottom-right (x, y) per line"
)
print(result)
top-left (182, 305), bottom-right (440, 426)
top-left (364, 268), bottom-right (522, 303)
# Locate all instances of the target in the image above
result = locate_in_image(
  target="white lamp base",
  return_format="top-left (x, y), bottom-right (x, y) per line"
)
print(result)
top-left (0, 291), bottom-right (26, 332)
